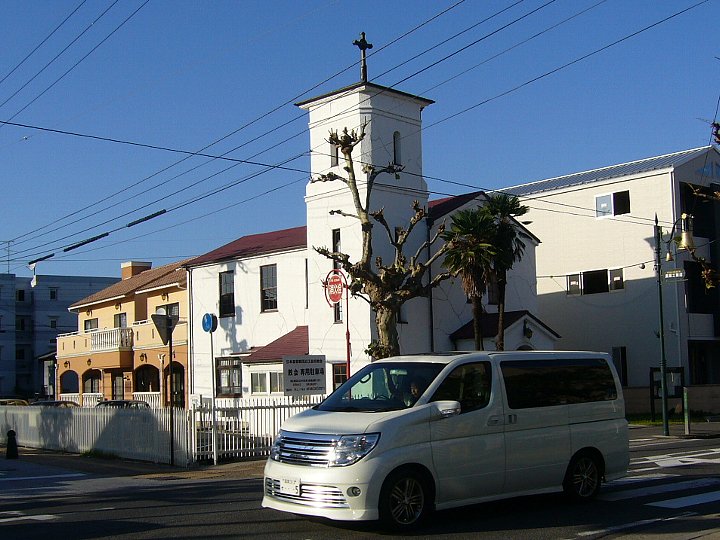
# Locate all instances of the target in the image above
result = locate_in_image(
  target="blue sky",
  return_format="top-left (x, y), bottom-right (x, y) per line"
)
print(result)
top-left (1, 0), bottom-right (718, 279)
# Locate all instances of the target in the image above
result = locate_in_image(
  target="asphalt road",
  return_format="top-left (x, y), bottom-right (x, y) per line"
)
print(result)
top-left (2, 425), bottom-right (720, 539)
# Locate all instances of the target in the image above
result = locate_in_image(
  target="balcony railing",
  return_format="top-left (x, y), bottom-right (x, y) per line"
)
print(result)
top-left (91, 327), bottom-right (134, 351)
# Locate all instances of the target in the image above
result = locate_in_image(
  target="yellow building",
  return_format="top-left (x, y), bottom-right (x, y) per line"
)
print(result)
top-left (56, 261), bottom-right (189, 408)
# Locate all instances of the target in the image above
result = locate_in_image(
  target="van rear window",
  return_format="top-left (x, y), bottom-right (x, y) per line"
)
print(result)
top-left (501, 358), bottom-right (617, 409)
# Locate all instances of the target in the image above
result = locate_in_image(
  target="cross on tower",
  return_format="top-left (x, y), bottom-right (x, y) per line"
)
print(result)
top-left (353, 32), bottom-right (373, 83)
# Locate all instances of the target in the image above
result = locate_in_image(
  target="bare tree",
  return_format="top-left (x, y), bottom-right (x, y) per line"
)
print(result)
top-left (314, 124), bottom-right (451, 359)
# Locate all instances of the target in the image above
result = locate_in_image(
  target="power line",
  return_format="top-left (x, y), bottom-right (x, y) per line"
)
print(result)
top-left (0, 0), bottom-right (87, 88)
top-left (8, 0), bottom-right (467, 247)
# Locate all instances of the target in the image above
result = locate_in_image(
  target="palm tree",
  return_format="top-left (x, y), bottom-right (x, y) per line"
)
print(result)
top-left (480, 193), bottom-right (529, 351)
top-left (442, 208), bottom-right (495, 350)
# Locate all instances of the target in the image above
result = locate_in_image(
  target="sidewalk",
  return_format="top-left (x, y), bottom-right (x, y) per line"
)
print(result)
top-left (0, 445), bottom-right (267, 480)
top-left (630, 420), bottom-right (720, 439)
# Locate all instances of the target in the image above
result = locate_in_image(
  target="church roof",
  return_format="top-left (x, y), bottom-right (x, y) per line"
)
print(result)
top-left (449, 310), bottom-right (560, 342)
top-left (243, 326), bottom-right (309, 363)
top-left (296, 81), bottom-right (434, 108)
top-left (187, 226), bottom-right (307, 267)
top-left (505, 146), bottom-right (714, 197)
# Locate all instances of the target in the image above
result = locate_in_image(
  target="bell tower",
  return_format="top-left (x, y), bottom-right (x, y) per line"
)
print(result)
top-left (298, 33), bottom-right (434, 368)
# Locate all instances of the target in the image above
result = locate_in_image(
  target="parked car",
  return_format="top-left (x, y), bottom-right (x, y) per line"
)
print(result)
top-left (30, 400), bottom-right (79, 408)
top-left (96, 399), bottom-right (150, 409)
top-left (0, 398), bottom-right (29, 406)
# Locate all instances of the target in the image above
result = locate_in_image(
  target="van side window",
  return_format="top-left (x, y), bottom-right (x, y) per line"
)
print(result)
top-left (430, 362), bottom-right (491, 413)
top-left (501, 358), bottom-right (617, 409)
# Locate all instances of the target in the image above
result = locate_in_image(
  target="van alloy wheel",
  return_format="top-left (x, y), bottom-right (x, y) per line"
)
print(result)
top-left (380, 470), bottom-right (429, 529)
top-left (565, 454), bottom-right (601, 500)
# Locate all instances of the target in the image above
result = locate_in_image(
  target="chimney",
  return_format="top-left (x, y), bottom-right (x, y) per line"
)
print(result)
top-left (121, 261), bottom-right (152, 280)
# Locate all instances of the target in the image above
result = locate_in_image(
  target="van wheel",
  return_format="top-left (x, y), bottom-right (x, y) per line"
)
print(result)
top-left (563, 453), bottom-right (601, 501)
top-left (379, 469), bottom-right (430, 530)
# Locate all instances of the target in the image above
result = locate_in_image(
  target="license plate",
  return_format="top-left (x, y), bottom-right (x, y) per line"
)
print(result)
top-left (280, 477), bottom-right (300, 496)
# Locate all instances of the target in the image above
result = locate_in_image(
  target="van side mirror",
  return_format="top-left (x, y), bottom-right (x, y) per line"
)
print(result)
top-left (431, 400), bottom-right (461, 419)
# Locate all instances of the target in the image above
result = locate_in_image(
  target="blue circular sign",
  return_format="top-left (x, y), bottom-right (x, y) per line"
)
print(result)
top-left (202, 313), bottom-right (218, 333)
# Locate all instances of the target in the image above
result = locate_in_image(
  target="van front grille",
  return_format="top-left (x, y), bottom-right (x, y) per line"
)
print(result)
top-left (273, 431), bottom-right (338, 467)
top-left (265, 477), bottom-right (349, 508)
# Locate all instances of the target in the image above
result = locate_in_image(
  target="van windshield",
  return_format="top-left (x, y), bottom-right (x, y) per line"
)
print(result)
top-left (316, 362), bottom-right (445, 412)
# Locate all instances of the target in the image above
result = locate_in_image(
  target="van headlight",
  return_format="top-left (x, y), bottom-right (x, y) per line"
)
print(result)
top-left (328, 433), bottom-right (380, 467)
top-left (269, 431), bottom-right (282, 461)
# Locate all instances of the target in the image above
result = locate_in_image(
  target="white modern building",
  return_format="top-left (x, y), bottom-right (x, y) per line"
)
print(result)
top-left (505, 146), bottom-right (720, 389)
top-left (186, 77), bottom-right (555, 402)
top-left (0, 273), bottom-right (119, 397)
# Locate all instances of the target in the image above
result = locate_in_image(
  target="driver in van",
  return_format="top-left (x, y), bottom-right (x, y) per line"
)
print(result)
top-left (404, 378), bottom-right (426, 406)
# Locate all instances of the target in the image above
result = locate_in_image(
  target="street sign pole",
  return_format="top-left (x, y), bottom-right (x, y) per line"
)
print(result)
top-left (152, 312), bottom-right (179, 466)
top-left (325, 270), bottom-right (351, 381)
top-left (202, 313), bottom-right (219, 466)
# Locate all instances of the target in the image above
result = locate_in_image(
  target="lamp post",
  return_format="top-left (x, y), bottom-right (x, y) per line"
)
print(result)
top-left (653, 213), bottom-right (694, 437)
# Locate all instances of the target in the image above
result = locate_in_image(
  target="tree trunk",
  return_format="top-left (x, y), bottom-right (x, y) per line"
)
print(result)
top-left (374, 306), bottom-right (400, 359)
top-left (471, 295), bottom-right (484, 350)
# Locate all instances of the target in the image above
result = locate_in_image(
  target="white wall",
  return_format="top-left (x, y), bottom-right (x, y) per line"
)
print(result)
top-left (189, 248), bottom-right (308, 397)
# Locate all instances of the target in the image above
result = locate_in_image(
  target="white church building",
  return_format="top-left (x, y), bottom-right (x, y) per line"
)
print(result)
top-left (185, 63), bottom-right (554, 402)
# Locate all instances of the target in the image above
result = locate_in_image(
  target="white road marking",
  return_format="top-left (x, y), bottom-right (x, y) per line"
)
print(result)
top-left (0, 514), bottom-right (58, 523)
top-left (648, 490), bottom-right (720, 509)
top-left (601, 478), bottom-right (720, 501)
top-left (577, 513), bottom-right (695, 537)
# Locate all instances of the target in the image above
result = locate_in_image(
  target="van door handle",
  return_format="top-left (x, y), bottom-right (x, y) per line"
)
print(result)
top-left (507, 414), bottom-right (518, 424)
top-left (487, 415), bottom-right (500, 426)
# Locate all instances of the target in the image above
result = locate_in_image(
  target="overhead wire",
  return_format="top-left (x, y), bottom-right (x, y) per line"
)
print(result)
top-left (5, 1), bottom-right (711, 268)
top-left (0, 0), bottom-right (87, 87)
top-left (8, 0), bottom-right (468, 247)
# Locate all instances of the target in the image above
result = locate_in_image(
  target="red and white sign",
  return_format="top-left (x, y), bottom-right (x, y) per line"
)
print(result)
top-left (326, 271), bottom-right (345, 304)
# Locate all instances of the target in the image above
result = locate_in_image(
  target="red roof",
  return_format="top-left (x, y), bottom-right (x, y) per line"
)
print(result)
top-left (427, 191), bottom-right (485, 221)
top-left (188, 226), bottom-right (307, 267)
top-left (244, 326), bottom-right (309, 363)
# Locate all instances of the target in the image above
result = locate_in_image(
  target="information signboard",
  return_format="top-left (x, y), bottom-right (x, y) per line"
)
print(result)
top-left (283, 355), bottom-right (327, 396)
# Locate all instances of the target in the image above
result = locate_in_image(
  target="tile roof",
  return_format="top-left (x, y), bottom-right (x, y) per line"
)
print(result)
top-left (449, 310), bottom-right (560, 342)
top-left (70, 259), bottom-right (191, 309)
top-left (188, 226), bottom-right (307, 267)
top-left (244, 326), bottom-right (309, 363)
top-left (505, 146), bottom-right (713, 197)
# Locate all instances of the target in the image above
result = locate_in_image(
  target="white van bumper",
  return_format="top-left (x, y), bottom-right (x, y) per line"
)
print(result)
top-left (262, 458), bottom-right (380, 521)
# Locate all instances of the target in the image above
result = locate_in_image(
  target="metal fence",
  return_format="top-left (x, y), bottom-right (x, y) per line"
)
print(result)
top-left (0, 395), bottom-right (323, 466)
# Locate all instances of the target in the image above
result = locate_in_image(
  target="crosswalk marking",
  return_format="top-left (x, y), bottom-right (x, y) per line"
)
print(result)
top-left (601, 478), bottom-right (720, 501)
top-left (648, 490), bottom-right (720, 509)
top-left (0, 513), bottom-right (58, 523)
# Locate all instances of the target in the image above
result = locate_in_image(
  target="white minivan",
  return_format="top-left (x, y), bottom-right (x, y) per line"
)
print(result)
top-left (262, 351), bottom-right (628, 529)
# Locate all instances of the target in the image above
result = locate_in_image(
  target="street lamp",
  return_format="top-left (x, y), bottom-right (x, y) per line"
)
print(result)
top-left (654, 212), bottom-right (694, 436)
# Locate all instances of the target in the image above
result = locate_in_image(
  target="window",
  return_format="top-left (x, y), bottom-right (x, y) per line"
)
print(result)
top-left (486, 274), bottom-right (500, 305)
top-left (330, 143), bottom-right (339, 167)
top-left (16, 289), bottom-right (24, 302)
top-left (685, 260), bottom-right (718, 314)
top-left (16, 317), bottom-right (25, 331)
top-left (83, 370), bottom-right (101, 393)
top-left (114, 313), bottom-right (127, 328)
top-left (219, 271), bottom-right (235, 318)
top-left (84, 318), bottom-right (99, 332)
top-left (596, 191), bottom-right (630, 217)
top-left (216, 358), bottom-right (242, 396)
top-left (333, 301), bottom-right (343, 323)
top-left (157, 303), bottom-right (179, 317)
top-left (567, 274), bottom-right (581, 295)
top-left (250, 370), bottom-right (283, 395)
top-left (49, 287), bottom-right (58, 300)
top-left (332, 229), bottom-right (341, 270)
top-left (583, 269), bottom-right (609, 295)
top-left (15, 347), bottom-right (26, 360)
top-left (49, 317), bottom-right (58, 329)
top-left (260, 264), bottom-right (277, 311)
top-left (501, 358), bottom-right (617, 409)
top-left (431, 362), bottom-right (492, 413)
top-left (568, 269), bottom-right (624, 295)
top-left (332, 363), bottom-right (347, 390)
top-left (393, 131), bottom-right (402, 165)
top-left (609, 268), bottom-right (624, 291)
top-left (305, 259), bottom-right (309, 309)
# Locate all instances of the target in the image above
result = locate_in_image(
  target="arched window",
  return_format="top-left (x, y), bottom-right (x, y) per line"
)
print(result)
top-left (83, 369), bottom-right (101, 393)
top-left (393, 131), bottom-right (402, 165)
top-left (135, 364), bottom-right (160, 392)
top-left (60, 371), bottom-right (79, 393)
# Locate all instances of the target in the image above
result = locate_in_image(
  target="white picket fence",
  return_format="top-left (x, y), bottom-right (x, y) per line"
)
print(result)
top-left (0, 395), bottom-right (324, 466)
